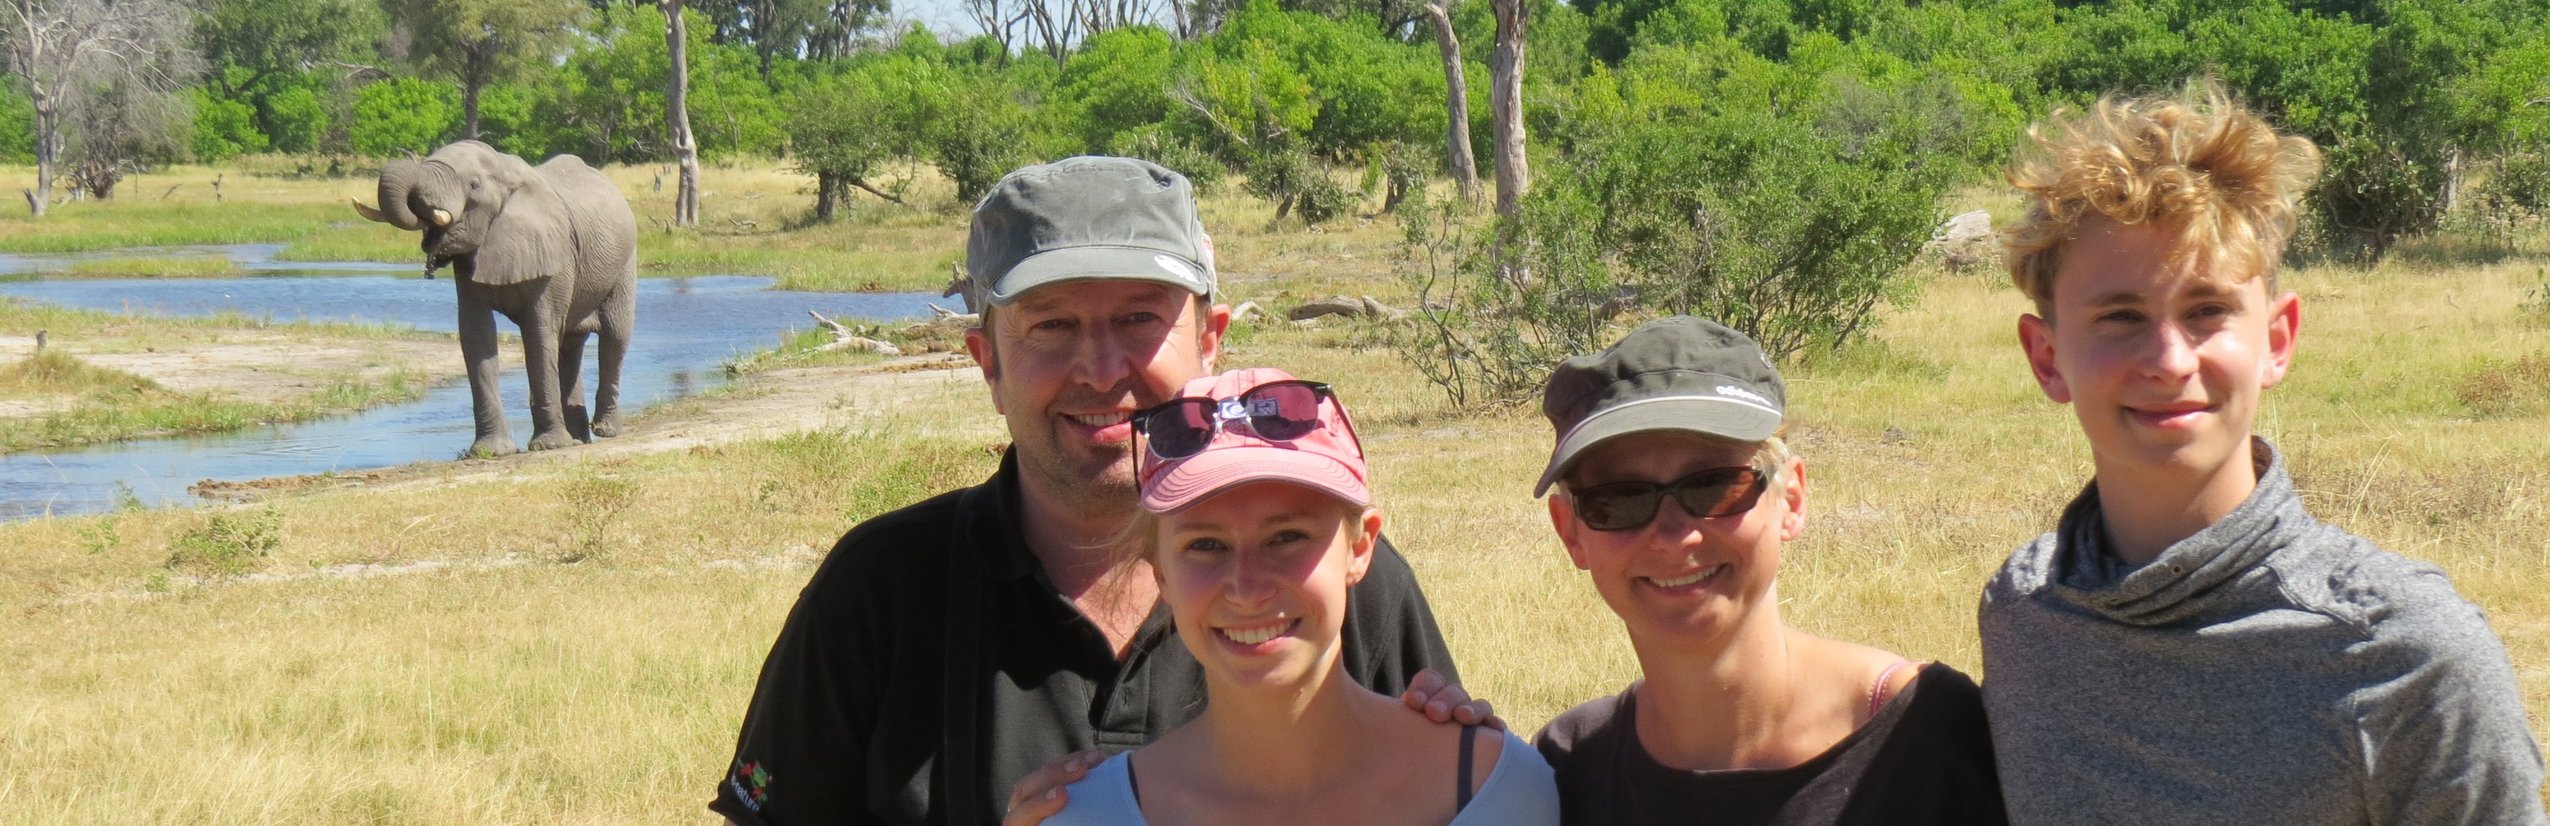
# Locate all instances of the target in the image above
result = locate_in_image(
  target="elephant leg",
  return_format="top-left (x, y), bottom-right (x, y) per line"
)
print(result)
top-left (558, 326), bottom-right (591, 443)
top-left (519, 301), bottom-right (576, 452)
top-left (589, 276), bottom-right (634, 439)
top-left (457, 295), bottom-right (515, 458)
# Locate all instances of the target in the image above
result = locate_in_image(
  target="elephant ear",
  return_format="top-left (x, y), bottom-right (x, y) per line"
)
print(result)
top-left (473, 172), bottom-right (576, 286)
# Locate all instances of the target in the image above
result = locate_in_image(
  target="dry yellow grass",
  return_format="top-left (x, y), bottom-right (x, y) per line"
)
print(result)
top-left (1, 160), bottom-right (2545, 822)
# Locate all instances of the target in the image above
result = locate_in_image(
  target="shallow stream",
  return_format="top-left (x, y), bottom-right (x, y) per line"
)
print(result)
top-left (0, 244), bottom-right (938, 520)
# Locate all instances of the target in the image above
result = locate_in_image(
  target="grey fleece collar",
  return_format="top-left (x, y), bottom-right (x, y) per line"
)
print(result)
top-left (2048, 437), bottom-right (2317, 626)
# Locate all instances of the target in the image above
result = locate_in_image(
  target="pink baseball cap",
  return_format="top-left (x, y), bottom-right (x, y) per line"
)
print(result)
top-left (1137, 367), bottom-right (1371, 515)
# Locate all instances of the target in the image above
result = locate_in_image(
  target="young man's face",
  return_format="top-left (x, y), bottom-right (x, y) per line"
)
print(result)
top-left (965, 279), bottom-right (1230, 504)
top-left (1545, 431), bottom-right (1804, 651)
top-left (2017, 218), bottom-right (2299, 486)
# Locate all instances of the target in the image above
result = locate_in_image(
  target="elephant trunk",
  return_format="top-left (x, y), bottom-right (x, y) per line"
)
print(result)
top-left (372, 159), bottom-right (455, 231)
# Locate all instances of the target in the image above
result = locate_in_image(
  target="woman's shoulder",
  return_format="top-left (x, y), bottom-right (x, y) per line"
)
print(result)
top-left (1047, 752), bottom-right (1145, 826)
top-left (1531, 684), bottom-right (1637, 756)
top-left (1455, 728), bottom-right (1560, 826)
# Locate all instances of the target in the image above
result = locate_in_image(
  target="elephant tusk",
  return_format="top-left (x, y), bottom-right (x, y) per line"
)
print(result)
top-left (351, 198), bottom-right (386, 223)
top-left (430, 208), bottom-right (454, 227)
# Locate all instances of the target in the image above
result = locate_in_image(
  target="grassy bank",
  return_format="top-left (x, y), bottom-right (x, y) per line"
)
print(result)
top-left (0, 299), bottom-right (455, 451)
top-left (0, 217), bottom-right (2544, 820)
top-left (0, 348), bottom-right (429, 452)
top-left (0, 158), bottom-right (1424, 295)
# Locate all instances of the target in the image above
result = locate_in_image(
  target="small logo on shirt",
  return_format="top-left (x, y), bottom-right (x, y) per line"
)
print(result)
top-left (729, 759), bottom-right (771, 812)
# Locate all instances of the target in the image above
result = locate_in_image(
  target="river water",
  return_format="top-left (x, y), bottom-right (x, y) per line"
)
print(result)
top-left (0, 244), bottom-right (940, 520)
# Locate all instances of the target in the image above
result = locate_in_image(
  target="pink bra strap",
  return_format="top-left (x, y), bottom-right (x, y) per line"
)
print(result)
top-left (1867, 660), bottom-right (1919, 719)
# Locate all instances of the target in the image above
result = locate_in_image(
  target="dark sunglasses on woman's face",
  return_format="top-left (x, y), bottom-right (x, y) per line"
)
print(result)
top-left (1565, 465), bottom-right (1770, 532)
top-left (1131, 379), bottom-right (1356, 463)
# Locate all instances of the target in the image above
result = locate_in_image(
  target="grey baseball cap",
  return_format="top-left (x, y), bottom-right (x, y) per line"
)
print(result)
top-left (963, 156), bottom-right (1216, 309)
top-left (1533, 316), bottom-right (1787, 497)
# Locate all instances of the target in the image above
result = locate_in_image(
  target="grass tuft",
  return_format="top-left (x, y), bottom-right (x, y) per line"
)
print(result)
top-left (164, 506), bottom-right (283, 578)
top-left (2454, 353), bottom-right (2550, 419)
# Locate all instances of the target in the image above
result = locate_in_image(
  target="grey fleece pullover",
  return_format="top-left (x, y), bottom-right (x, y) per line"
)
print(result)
top-left (1980, 439), bottom-right (2545, 826)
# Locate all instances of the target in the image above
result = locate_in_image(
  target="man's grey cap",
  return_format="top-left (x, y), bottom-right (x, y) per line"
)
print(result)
top-left (1534, 316), bottom-right (1787, 497)
top-left (963, 156), bottom-right (1215, 310)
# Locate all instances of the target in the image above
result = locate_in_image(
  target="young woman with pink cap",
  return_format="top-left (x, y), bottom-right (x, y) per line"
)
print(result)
top-left (1040, 367), bottom-right (1560, 826)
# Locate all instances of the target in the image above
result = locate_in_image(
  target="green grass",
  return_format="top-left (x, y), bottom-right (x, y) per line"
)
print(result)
top-left (0, 352), bottom-right (429, 452)
top-left (59, 255), bottom-right (244, 278)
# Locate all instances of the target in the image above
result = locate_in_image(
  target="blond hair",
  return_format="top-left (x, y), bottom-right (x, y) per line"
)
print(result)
top-left (2003, 81), bottom-right (2323, 313)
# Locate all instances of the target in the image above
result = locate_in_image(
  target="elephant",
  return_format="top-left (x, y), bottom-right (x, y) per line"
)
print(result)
top-left (352, 140), bottom-right (638, 456)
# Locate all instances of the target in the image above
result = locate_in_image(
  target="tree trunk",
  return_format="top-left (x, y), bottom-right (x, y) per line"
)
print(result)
top-left (28, 99), bottom-right (53, 217)
top-left (815, 171), bottom-right (841, 222)
top-left (1422, 0), bottom-right (1480, 203)
top-left (1488, 0), bottom-right (1529, 216)
top-left (662, 0), bottom-right (701, 227)
top-left (463, 77), bottom-right (483, 140)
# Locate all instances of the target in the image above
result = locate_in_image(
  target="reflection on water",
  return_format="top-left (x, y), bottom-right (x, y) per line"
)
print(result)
top-left (0, 244), bottom-right (939, 520)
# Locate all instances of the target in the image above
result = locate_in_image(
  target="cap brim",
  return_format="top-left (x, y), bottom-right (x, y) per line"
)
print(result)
top-left (984, 245), bottom-right (1210, 306)
top-left (1532, 396), bottom-right (1781, 497)
top-left (1142, 445), bottom-right (1370, 515)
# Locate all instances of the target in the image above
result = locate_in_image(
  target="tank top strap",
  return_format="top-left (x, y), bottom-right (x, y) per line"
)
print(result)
top-left (1867, 660), bottom-right (1920, 720)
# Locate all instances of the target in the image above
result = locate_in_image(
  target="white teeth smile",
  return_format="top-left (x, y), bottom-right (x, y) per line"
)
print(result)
top-left (1647, 565), bottom-right (1725, 589)
top-left (1068, 412), bottom-right (1130, 427)
top-left (1221, 621), bottom-right (1293, 645)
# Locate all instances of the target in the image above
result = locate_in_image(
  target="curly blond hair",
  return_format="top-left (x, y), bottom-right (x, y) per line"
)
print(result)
top-left (2003, 81), bottom-right (2323, 313)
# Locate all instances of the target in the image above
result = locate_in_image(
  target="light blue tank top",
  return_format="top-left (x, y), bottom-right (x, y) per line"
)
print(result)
top-left (1045, 727), bottom-right (1560, 825)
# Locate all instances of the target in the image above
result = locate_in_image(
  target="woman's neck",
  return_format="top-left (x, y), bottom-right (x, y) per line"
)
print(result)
top-left (1631, 609), bottom-right (1810, 771)
top-left (1187, 659), bottom-right (1379, 797)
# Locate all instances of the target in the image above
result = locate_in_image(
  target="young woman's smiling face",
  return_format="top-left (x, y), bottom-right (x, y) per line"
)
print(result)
top-left (1153, 481), bottom-right (1377, 691)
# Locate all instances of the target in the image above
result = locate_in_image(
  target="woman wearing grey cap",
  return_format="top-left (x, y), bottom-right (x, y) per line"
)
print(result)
top-left (1530, 316), bottom-right (2006, 825)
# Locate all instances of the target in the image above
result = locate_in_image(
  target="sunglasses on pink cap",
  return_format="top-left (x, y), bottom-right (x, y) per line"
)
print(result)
top-left (1131, 379), bottom-right (1364, 476)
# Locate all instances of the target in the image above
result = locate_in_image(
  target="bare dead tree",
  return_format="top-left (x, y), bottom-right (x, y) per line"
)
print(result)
top-left (660, 0), bottom-right (699, 226)
top-left (0, 0), bottom-right (194, 216)
top-left (1420, 0), bottom-right (1478, 203)
top-left (1487, 0), bottom-right (1528, 215)
top-left (964, 0), bottom-right (1022, 60)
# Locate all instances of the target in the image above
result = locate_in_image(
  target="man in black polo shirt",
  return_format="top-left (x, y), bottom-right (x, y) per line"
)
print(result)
top-left (712, 157), bottom-right (1467, 825)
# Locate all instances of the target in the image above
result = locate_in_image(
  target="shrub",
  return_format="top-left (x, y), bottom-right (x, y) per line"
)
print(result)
top-left (164, 507), bottom-right (282, 578)
top-left (1107, 125), bottom-right (1225, 193)
top-left (259, 83), bottom-right (328, 155)
top-left (191, 87), bottom-right (268, 162)
top-left (557, 467), bottom-right (638, 563)
top-left (1394, 62), bottom-right (1959, 406)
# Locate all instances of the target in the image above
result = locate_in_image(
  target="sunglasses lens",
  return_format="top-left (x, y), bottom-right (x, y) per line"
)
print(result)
top-left (1243, 383), bottom-right (1325, 441)
top-left (1674, 468), bottom-right (1765, 518)
top-left (1574, 467), bottom-right (1764, 531)
top-left (1142, 401), bottom-right (1217, 460)
top-left (1573, 485), bottom-right (1663, 532)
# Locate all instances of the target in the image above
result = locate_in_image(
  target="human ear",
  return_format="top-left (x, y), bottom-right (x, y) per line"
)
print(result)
top-left (2017, 313), bottom-right (2072, 404)
top-left (963, 323), bottom-right (1002, 411)
top-left (1778, 458), bottom-right (1807, 542)
top-left (1346, 507), bottom-right (1381, 586)
top-left (2260, 290), bottom-right (2301, 389)
top-left (1547, 496), bottom-right (1594, 571)
top-left (1196, 300), bottom-right (1232, 373)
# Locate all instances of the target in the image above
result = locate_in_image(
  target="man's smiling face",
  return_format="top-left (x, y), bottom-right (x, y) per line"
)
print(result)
top-left (967, 279), bottom-right (1227, 505)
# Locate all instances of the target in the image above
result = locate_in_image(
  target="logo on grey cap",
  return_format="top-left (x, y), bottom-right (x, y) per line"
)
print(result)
top-left (1154, 254), bottom-right (1201, 285)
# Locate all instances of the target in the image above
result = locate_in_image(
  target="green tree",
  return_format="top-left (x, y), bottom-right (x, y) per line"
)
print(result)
top-left (191, 86), bottom-right (268, 161)
top-left (786, 58), bottom-right (922, 219)
top-left (382, 0), bottom-right (587, 140)
top-left (350, 76), bottom-right (459, 155)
